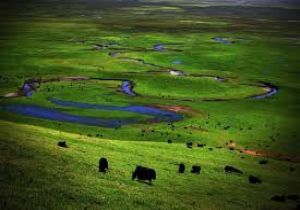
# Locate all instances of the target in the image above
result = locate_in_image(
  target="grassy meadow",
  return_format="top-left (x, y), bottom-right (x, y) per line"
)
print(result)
top-left (0, 0), bottom-right (300, 209)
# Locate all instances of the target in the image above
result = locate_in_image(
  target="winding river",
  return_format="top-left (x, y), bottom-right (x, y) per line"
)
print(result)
top-left (0, 59), bottom-right (278, 128)
top-left (1, 98), bottom-right (183, 128)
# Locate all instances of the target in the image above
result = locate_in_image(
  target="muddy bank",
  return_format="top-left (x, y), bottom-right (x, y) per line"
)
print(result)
top-left (226, 141), bottom-right (300, 162)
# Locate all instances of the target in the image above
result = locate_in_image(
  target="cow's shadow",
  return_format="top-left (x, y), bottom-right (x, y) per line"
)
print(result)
top-left (136, 180), bottom-right (153, 186)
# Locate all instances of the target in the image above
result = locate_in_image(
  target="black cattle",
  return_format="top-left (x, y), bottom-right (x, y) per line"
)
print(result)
top-left (186, 142), bottom-right (193, 148)
top-left (168, 140), bottom-right (172, 144)
top-left (224, 166), bottom-right (243, 174)
top-left (99, 157), bottom-right (108, 173)
top-left (271, 195), bottom-right (286, 202)
top-left (178, 163), bottom-right (185, 173)
top-left (259, 160), bottom-right (268, 165)
top-left (249, 175), bottom-right (261, 184)
top-left (197, 144), bottom-right (206, 148)
top-left (57, 141), bottom-right (68, 148)
top-left (191, 165), bottom-right (201, 174)
top-left (132, 166), bottom-right (156, 185)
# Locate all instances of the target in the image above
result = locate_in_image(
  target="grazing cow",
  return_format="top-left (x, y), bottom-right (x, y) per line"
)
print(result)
top-left (197, 144), bottom-right (206, 148)
top-left (168, 140), bottom-right (172, 144)
top-left (271, 195), bottom-right (286, 202)
top-left (249, 175), bottom-right (261, 184)
top-left (178, 163), bottom-right (185, 173)
top-left (224, 166), bottom-right (243, 174)
top-left (191, 165), bottom-right (201, 174)
top-left (186, 142), bottom-right (193, 148)
top-left (99, 157), bottom-right (108, 173)
top-left (132, 166), bottom-right (156, 185)
top-left (57, 141), bottom-right (68, 148)
top-left (259, 160), bottom-right (268, 165)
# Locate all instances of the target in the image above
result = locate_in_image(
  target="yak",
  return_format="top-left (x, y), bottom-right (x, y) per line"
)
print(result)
top-left (57, 141), bottom-right (68, 148)
top-left (99, 157), bottom-right (108, 173)
top-left (132, 166), bottom-right (156, 185)
top-left (186, 142), bottom-right (193, 148)
top-left (191, 165), bottom-right (201, 174)
top-left (178, 163), bottom-right (185, 173)
top-left (224, 166), bottom-right (243, 174)
top-left (249, 175), bottom-right (262, 184)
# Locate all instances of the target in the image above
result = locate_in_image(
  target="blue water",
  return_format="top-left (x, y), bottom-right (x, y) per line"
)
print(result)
top-left (253, 86), bottom-right (278, 99)
top-left (3, 104), bottom-right (136, 127)
top-left (212, 37), bottom-right (232, 44)
top-left (2, 98), bottom-right (183, 128)
top-left (153, 44), bottom-right (165, 51)
top-left (121, 80), bottom-right (136, 96)
top-left (50, 98), bottom-right (182, 122)
top-left (172, 60), bottom-right (182, 65)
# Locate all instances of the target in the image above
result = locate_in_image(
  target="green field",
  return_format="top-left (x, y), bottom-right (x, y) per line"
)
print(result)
top-left (1, 0), bottom-right (300, 209)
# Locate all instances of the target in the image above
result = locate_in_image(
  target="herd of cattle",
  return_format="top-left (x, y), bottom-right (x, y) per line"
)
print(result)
top-left (56, 140), bottom-right (263, 185)
top-left (57, 141), bottom-right (299, 206)
top-left (97, 157), bottom-right (260, 185)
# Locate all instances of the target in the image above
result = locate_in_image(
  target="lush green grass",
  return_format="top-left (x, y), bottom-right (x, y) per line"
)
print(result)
top-left (1, 120), bottom-right (299, 210)
top-left (0, 0), bottom-right (300, 209)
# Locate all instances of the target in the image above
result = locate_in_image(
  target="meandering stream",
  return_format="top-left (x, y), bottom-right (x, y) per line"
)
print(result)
top-left (1, 98), bottom-right (183, 128)
top-left (0, 53), bottom-right (279, 128)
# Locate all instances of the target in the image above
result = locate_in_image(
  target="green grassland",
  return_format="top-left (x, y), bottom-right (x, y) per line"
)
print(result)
top-left (0, 0), bottom-right (300, 209)
top-left (1, 120), bottom-right (299, 210)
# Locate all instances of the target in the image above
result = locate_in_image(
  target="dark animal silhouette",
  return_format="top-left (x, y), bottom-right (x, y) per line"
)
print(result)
top-left (99, 157), bottom-right (108, 173)
top-left (259, 160), bottom-right (268, 165)
top-left (168, 140), bottom-right (172, 144)
top-left (57, 141), bottom-right (68, 148)
top-left (178, 163), bottom-right (185, 173)
top-left (249, 175), bottom-right (261, 184)
top-left (197, 144), bottom-right (206, 148)
top-left (191, 165), bottom-right (201, 174)
top-left (224, 166), bottom-right (243, 174)
top-left (271, 195), bottom-right (286, 202)
top-left (186, 142), bottom-right (193, 148)
top-left (132, 166), bottom-right (156, 185)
